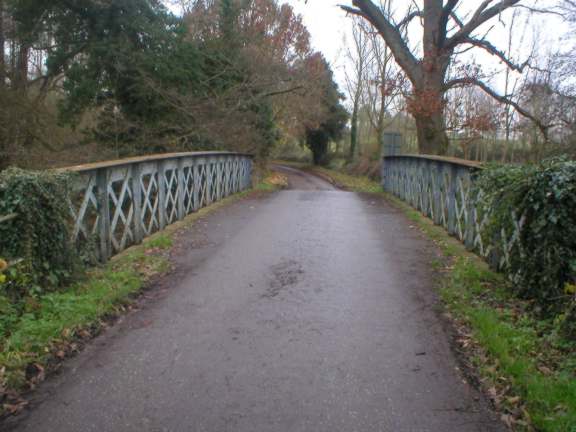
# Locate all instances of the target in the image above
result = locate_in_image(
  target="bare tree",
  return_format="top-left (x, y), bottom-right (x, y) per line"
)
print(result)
top-left (501, 8), bottom-right (524, 162)
top-left (340, 0), bottom-right (550, 155)
top-left (360, 1), bottom-right (406, 155)
top-left (344, 17), bottom-right (371, 161)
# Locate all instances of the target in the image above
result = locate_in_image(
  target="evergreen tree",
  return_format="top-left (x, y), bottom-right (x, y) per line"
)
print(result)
top-left (304, 59), bottom-right (348, 165)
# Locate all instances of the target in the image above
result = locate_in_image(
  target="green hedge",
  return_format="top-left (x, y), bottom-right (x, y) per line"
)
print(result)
top-left (474, 158), bottom-right (576, 333)
top-left (0, 168), bottom-right (80, 300)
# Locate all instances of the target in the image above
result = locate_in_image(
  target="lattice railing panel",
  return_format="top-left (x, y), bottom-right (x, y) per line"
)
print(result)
top-left (209, 162), bottom-right (219, 204)
top-left (70, 172), bottom-right (100, 251)
top-left (140, 169), bottom-right (160, 237)
top-left (108, 166), bottom-right (135, 253)
top-left (182, 164), bottom-right (195, 215)
top-left (382, 155), bottom-right (524, 272)
top-left (68, 153), bottom-right (252, 262)
top-left (197, 162), bottom-right (208, 209)
top-left (163, 164), bottom-right (179, 226)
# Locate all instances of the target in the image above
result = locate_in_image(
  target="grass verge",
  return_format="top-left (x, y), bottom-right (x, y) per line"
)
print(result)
top-left (0, 180), bottom-right (280, 418)
top-left (303, 165), bottom-right (576, 431)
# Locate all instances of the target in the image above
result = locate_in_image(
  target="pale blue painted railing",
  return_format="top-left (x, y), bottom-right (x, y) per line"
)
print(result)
top-left (382, 155), bottom-right (523, 270)
top-left (67, 152), bottom-right (253, 261)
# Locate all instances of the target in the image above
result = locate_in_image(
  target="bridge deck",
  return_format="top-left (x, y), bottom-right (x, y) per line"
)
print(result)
top-left (10, 167), bottom-right (503, 432)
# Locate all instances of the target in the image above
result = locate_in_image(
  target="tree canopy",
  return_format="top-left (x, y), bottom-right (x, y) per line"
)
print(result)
top-left (0, 0), bottom-right (345, 168)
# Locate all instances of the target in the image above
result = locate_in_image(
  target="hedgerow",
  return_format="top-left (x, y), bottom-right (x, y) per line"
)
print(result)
top-left (0, 168), bottom-right (80, 301)
top-left (474, 158), bottom-right (576, 335)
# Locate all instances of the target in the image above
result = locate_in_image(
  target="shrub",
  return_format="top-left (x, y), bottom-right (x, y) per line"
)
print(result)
top-left (0, 168), bottom-right (80, 298)
top-left (474, 157), bottom-right (576, 316)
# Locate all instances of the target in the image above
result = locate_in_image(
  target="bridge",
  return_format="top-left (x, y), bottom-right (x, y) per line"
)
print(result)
top-left (6, 153), bottom-right (507, 431)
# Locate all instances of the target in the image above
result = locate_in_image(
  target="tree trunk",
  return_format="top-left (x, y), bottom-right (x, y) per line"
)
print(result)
top-left (312, 141), bottom-right (328, 166)
top-left (0, 0), bottom-right (5, 88)
top-left (376, 80), bottom-right (387, 156)
top-left (349, 96), bottom-right (359, 161)
top-left (15, 43), bottom-right (29, 90)
top-left (414, 111), bottom-right (449, 155)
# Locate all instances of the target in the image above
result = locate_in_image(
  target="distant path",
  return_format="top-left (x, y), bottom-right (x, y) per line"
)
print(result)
top-left (8, 166), bottom-right (504, 432)
top-left (271, 164), bottom-right (336, 190)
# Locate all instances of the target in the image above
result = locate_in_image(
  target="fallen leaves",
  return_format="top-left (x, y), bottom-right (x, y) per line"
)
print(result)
top-left (264, 172), bottom-right (289, 188)
top-left (3, 399), bottom-right (28, 416)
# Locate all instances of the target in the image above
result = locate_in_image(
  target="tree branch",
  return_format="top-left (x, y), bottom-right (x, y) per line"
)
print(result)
top-left (262, 86), bottom-right (305, 98)
top-left (395, 10), bottom-right (423, 30)
top-left (450, 12), bottom-right (464, 29)
top-left (446, 0), bottom-right (521, 49)
top-left (462, 37), bottom-right (528, 72)
top-left (340, 5), bottom-right (368, 20)
top-left (440, 0), bottom-right (460, 44)
top-left (444, 77), bottom-right (551, 137)
top-left (340, 0), bottom-right (421, 84)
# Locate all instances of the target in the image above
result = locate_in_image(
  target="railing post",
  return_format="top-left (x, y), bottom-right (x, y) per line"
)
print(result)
top-left (464, 170), bottom-right (477, 250)
top-left (247, 157), bottom-right (253, 189)
top-left (240, 157), bottom-right (245, 190)
top-left (216, 157), bottom-right (222, 201)
top-left (177, 158), bottom-right (186, 220)
top-left (207, 156), bottom-right (215, 204)
top-left (225, 156), bottom-right (231, 197)
top-left (193, 158), bottom-right (200, 211)
top-left (132, 163), bottom-right (144, 244)
top-left (446, 164), bottom-right (457, 235)
top-left (432, 162), bottom-right (442, 225)
top-left (96, 168), bottom-right (111, 262)
top-left (227, 156), bottom-right (233, 195)
top-left (158, 161), bottom-right (167, 230)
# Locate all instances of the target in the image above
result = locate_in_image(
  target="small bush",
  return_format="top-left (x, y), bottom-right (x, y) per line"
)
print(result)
top-left (0, 168), bottom-right (80, 298)
top-left (474, 157), bottom-right (576, 315)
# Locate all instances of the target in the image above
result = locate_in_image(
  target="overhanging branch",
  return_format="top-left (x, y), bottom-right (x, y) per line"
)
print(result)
top-left (444, 77), bottom-right (551, 138)
top-left (462, 37), bottom-right (528, 72)
top-left (446, 0), bottom-right (522, 49)
top-left (340, 5), bottom-right (368, 20)
top-left (262, 86), bottom-right (305, 98)
top-left (395, 10), bottom-right (423, 30)
top-left (340, 0), bottom-right (421, 84)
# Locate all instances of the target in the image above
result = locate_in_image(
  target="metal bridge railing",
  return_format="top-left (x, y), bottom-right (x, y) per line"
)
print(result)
top-left (382, 155), bottom-right (522, 270)
top-left (66, 151), bottom-right (253, 262)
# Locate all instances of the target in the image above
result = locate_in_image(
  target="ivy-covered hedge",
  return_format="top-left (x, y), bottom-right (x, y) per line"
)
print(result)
top-left (0, 168), bottom-right (80, 300)
top-left (474, 158), bottom-right (576, 328)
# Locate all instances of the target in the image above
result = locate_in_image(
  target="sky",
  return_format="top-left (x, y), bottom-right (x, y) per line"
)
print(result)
top-left (168, 1), bottom-right (570, 102)
top-left (284, 0), bottom-right (568, 98)
top-left (284, 0), bottom-right (351, 86)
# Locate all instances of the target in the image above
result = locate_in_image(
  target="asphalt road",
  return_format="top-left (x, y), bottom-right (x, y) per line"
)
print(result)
top-left (7, 167), bottom-right (504, 432)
